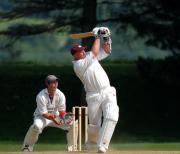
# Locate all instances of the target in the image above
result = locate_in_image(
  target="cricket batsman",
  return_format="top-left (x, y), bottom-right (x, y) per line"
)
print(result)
top-left (21, 75), bottom-right (78, 152)
top-left (70, 27), bottom-right (119, 153)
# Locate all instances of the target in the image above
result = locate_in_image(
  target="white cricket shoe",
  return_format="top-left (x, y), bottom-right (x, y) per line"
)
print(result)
top-left (98, 146), bottom-right (106, 153)
top-left (67, 145), bottom-right (74, 152)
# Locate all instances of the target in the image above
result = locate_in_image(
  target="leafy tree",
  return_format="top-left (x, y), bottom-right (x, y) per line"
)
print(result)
top-left (99, 0), bottom-right (180, 54)
top-left (0, 0), bottom-right (98, 59)
top-left (1, 0), bottom-right (180, 54)
top-left (0, 0), bottom-right (85, 35)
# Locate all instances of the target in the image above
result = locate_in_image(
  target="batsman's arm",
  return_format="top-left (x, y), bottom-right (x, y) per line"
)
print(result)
top-left (91, 37), bottom-right (100, 57)
top-left (102, 38), bottom-right (111, 54)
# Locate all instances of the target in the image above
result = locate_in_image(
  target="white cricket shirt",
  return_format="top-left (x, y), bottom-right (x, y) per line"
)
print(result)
top-left (73, 48), bottom-right (110, 93)
top-left (34, 88), bottom-right (66, 116)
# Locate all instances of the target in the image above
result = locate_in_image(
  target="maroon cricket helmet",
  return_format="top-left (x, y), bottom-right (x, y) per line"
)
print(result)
top-left (70, 44), bottom-right (87, 55)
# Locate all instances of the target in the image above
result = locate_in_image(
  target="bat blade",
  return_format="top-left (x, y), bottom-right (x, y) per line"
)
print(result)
top-left (70, 32), bottom-right (94, 39)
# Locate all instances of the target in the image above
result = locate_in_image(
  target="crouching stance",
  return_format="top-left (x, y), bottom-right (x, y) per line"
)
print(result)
top-left (22, 75), bottom-right (77, 152)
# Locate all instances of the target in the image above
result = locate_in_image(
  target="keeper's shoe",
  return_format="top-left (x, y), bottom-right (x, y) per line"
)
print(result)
top-left (98, 146), bottom-right (107, 153)
top-left (21, 145), bottom-right (31, 152)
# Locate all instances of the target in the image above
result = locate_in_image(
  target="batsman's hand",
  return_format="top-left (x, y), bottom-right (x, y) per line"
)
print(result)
top-left (99, 27), bottom-right (111, 37)
top-left (92, 27), bottom-right (100, 38)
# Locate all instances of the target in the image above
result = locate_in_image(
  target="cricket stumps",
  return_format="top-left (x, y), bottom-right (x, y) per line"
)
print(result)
top-left (72, 106), bottom-right (88, 151)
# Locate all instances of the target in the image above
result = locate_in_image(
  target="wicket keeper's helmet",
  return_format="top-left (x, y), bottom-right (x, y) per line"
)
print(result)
top-left (45, 75), bottom-right (59, 84)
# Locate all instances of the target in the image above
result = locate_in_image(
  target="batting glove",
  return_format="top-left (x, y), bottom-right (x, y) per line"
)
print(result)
top-left (99, 27), bottom-right (111, 37)
top-left (103, 36), bottom-right (112, 44)
top-left (92, 27), bottom-right (101, 38)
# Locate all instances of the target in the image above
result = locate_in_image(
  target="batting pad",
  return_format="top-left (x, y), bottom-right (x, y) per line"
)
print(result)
top-left (97, 119), bottom-right (117, 149)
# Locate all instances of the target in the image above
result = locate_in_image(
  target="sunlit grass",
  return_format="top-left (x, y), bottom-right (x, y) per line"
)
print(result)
top-left (112, 143), bottom-right (180, 151)
top-left (1, 141), bottom-right (180, 152)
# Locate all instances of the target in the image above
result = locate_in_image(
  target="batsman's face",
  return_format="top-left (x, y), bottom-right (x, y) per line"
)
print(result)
top-left (74, 50), bottom-right (86, 60)
top-left (47, 81), bottom-right (58, 92)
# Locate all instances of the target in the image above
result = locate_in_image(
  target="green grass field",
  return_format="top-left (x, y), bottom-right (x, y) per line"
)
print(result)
top-left (1, 141), bottom-right (180, 152)
top-left (0, 63), bottom-right (180, 154)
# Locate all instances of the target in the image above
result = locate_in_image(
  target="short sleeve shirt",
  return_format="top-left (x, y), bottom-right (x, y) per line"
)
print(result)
top-left (34, 88), bottom-right (66, 116)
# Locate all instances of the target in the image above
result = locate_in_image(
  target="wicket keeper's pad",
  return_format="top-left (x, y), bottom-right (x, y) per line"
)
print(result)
top-left (22, 124), bottom-right (41, 151)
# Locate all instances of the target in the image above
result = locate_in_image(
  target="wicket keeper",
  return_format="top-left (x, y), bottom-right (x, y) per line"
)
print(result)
top-left (21, 75), bottom-right (77, 152)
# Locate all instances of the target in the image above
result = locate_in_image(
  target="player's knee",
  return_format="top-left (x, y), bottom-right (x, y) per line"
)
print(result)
top-left (31, 123), bottom-right (43, 134)
top-left (104, 104), bottom-right (119, 122)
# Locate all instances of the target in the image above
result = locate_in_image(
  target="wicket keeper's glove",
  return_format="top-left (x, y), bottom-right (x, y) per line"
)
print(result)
top-left (59, 111), bottom-right (73, 125)
top-left (47, 114), bottom-right (63, 125)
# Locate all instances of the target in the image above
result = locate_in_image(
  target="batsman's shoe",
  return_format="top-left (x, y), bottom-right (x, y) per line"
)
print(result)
top-left (98, 146), bottom-right (106, 153)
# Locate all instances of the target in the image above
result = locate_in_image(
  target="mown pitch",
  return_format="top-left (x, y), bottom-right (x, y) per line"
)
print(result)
top-left (1, 142), bottom-right (180, 154)
top-left (1, 151), bottom-right (180, 154)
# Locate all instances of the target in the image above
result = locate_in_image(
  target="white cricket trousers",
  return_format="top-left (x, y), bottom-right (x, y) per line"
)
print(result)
top-left (86, 86), bottom-right (119, 149)
top-left (22, 115), bottom-right (71, 151)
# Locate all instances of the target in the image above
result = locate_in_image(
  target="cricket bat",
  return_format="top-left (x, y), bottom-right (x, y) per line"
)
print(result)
top-left (70, 32), bottom-right (94, 39)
